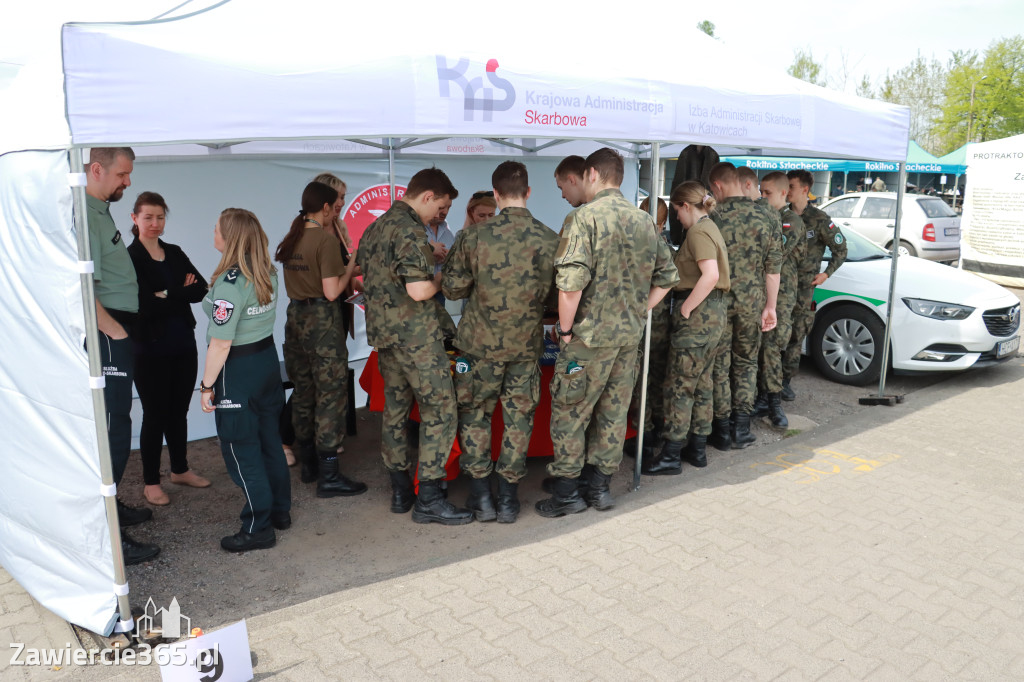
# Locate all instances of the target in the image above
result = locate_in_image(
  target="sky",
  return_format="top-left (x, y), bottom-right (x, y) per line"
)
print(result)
top-left (1, 0), bottom-right (1021, 93)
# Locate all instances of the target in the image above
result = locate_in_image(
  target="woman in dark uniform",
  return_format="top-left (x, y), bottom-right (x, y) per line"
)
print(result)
top-left (276, 182), bottom-right (364, 498)
top-left (127, 191), bottom-right (210, 506)
top-left (200, 208), bottom-right (290, 553)
top-left (644, 181), bottom-right (730, 476)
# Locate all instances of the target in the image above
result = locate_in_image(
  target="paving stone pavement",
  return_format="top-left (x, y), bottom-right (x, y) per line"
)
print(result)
top-left (2, 360), bottom-right (1023, 681)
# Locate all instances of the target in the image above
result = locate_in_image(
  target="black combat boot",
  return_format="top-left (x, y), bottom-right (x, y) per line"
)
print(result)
top-left (220, 527), bottom-right (276, 553)
top-left (642, 440), bottom-right (684, 476)
top-left (708, 417), bottom-right (732, 451)
top-left (297, 441), bottom-right (318, 483)
top-left (121, 532), bottom-right (160, 565)
top-left (388, 470), bottom-right (415, 513)
top-left (684, 435), bottom-right (708, 468)
top-left (495, 476), bottom-right (520, 524)
top-left (116, 499), bottom-right (152, 527)
top-left (731, 412), bottom-right (757, 449)
top-left (622, 435), bottom-right (638, 459)
top-left (586, 470), bottom-right (615, 511)
top-left (412, 480), bottom-right (474, 525)
top-left (535, 476), bottom-right (588, 518)
top-left (767, 393), bottom-right (789, 430)
top-left (640, 429), bottom-right (662, 464)
top-left (751, 392), bottom-right (769, 418)
top-left (543, 462), bottom-right (592, 496)
top-left (316, 450), bottom-right (367, 498)
top-left (781, 378), bottom-right (796, 402)
top-left (465, 475), bottom-right (497, 522)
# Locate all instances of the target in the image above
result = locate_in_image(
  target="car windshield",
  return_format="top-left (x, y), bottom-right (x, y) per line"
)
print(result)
top-left (917, 197), bottom-right (958, 218)
top-left (823, 225), bottom-right (890, 262)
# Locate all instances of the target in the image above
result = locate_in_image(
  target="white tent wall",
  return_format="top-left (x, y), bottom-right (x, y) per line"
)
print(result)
top-left (121, 152), bottom-right (638, 444)
top-left (0, 150), bottom-right (118, 634)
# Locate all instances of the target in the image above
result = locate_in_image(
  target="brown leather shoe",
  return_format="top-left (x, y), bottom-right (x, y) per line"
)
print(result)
top-left (143, 484), bottom-right (170, 506)
top-left (170, 470), bottom-right (211, 488)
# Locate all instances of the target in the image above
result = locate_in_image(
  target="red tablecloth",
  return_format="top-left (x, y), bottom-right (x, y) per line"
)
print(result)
top-left (359, 350), bottom-right (635, 482)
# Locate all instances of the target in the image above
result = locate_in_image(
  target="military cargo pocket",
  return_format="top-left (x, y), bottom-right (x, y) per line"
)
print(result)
top-left (551, 367), bottom-right (587, 406)
top-left (453, 360), bottom-right (475, 409)
top-left (671, 328), bottom-right (711, 349)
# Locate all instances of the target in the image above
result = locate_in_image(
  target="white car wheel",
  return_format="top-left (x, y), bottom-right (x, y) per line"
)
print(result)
top-left (811, 305), bottom-right (885, 386)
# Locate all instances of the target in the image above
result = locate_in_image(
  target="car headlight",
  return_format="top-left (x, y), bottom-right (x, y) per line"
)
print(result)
top-left (902, 298), bottom-right (975, 320)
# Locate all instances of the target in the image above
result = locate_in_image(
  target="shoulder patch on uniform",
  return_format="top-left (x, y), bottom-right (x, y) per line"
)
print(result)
top-left (806, 230), bottom-right (815, 240)
top-left (782, 234), bottom-right (788, 245)
top-left (455, 357), bottom-right (471, 374)
top-left (828, 222), bottom-right (836, 230)
top-left (224, 269), bottom-right (239, 284)
top-left (834, 233), bottom-right (844, 245)
top-left (212, 299), bottom-right (234, 325)
top-left (782, 223), bottom-right (791, 229)
top-left (111, 231), bottom-right (121, 245)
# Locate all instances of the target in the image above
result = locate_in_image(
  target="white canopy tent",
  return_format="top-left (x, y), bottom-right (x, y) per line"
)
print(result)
top-left (0, 0), bottom-right (910, 636)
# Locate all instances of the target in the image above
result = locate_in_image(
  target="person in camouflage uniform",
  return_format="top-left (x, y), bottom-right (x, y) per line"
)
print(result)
top-left (536, 148), bottom-right (679, 518)
top-left (441, 161), bottom-right (558, 524)
top-left (701, 163), bottom-right (782, 451)
top-left (277, 181), bottom-right (365, 498)
top-left (751, 172), bottom-right (807, 428)
top-left (356, 167), bottom-right (473, 525)
top-left (643, 181), bottom-right (729, 476)
top-left (783, 169), bottom-right (848, 400)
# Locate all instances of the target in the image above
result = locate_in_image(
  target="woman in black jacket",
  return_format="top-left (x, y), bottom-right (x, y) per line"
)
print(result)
top-left (128, 191), bottom-right (211, 506)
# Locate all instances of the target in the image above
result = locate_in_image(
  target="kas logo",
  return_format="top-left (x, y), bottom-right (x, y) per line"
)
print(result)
top-left (436, 56), bottom-right (516, 122)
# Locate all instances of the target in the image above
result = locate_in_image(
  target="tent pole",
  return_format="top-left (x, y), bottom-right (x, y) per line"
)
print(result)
top-left (69, 149), bottom-right (133, 637)
top-left (874, 162), bottom-right (908, 399)
top-left (387, 138), bottom-right (396, 205)
top-left (634, 142), bottom-right (659, 491)
top-left (843, 171), bottom-right (848, 194)
top-left (952, 173), bottom-right (961, 210)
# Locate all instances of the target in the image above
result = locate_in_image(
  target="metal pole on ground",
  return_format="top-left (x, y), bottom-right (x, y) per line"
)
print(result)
top-left (634, 142), bottom-right (660, 490)
top-left (69, 148), bottom-right (134, 637)
top-left (860, 161), bottom-right (908, 407)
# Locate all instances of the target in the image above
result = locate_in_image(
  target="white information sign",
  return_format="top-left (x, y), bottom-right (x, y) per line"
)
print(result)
top-left (158, 620), bottom-right (253, 682)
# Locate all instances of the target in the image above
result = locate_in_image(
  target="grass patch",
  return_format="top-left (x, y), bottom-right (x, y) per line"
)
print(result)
top-left (784, 429), bottom-right (802, 438)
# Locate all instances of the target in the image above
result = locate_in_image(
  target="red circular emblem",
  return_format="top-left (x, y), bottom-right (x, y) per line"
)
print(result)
top-left (344, 184), bottom-right (407, 252)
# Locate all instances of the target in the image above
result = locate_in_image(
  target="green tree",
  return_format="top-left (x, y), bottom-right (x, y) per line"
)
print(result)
top-left (696, 20), bottom-right (715, 38)
top-left (935, 36), bottom-right (1024, 153)
top-left (788, 48), bottom-right (825, 87)
top-left (855, 75), bottom-right (874, 99)
top-left (878, 54), bottom-right (947, 153)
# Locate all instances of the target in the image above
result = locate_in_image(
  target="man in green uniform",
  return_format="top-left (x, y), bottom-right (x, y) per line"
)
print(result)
top-left (356, 168), bottom-right (472, 525)
top-left (442, 161), bottom-right (558, 524)
top-left (85, 146), bottom-right (160, 566)
top-left (704, 162), bottom-right (782, 450)
top-left (783, 170), bottom-right (848, 400)
top-left (752, 172), bottom-right (807, 428)
top-left (537, 148), bottom-right (679, 518)
top-left (554, 155), bottom-right (587, 211)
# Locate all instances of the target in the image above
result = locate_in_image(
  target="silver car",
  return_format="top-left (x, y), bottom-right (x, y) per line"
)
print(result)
top-left (819, 192), bottom-right (960, 264)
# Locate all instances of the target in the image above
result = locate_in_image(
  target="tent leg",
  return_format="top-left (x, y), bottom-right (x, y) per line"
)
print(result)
top-left (634, 143), bottom-right (660, 491)
top-left (69, 149), bottom-right (134, 636)
top-left (387, 138), bottom-right (396, 206)
top-left (860, 163), bottom-right (907, 407)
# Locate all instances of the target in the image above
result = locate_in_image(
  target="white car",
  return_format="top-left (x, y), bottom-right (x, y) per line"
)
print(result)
top-left (808, 228), bottom-right (1020, 385)
top-left (819, 192), bottom-right (960, 264)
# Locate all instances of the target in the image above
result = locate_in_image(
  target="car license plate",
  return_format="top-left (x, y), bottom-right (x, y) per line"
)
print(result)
top-left (944, 227), bottom-right (959, 237)
top-left (997, 336), bottom-right (1019, 358)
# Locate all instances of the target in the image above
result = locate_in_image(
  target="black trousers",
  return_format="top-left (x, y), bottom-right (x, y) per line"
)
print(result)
top-left (133, 348), bottom-right (198, 485)
top-left (215, 343), bottom-right (291, 534)
top-left (99, 333), bottom-right (134, 485)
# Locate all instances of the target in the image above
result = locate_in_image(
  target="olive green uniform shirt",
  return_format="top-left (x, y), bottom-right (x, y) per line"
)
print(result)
top-left (281, 227), bottom-right (345, 300)
top-left (355, 201), bottom-right (440, 349)
top-left (86, 194), bottom-right (138, 313)
top-left (554, 188), bottom-right (680, 348)
top-left (442, 206), bottom-right (558, 361)
top-left (712, 196), bottom-right (783, 310)
top-left (797, 204), bottom-right (848, 282)
top-left (203, 269), bottom-right (279, 345)
top-left (674, 216), bottom-right (730, 291)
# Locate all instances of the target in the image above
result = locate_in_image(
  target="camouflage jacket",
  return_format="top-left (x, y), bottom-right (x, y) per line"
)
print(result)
top-left (796, 204), bottom-right (848, 285)
top-left (442, 206), bottom-right (558, 361)
top-left (712, 196), bottom-right (783, 310)
top-left (555, 188), bottom-right (679, 348)
top-left (778, 206), bottom-right (807, 311)
top-left (355, 201), bottom-right (440, 349)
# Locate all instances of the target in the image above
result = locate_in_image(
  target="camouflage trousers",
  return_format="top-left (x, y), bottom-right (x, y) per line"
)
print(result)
top-left (663, 289), bottom-right (726, 441)
top-left (783, 284), bottom-right (816, 380)
top-left (707, 296), bottom-right (763, 417)
top-left (631, 296), bottom-right (671, 433)
top-left (758, 294), bottom-right (795, 393)
top-left (283, 301), bottom-right (348, 451)
top-left (453, 354), bottom-right (540, 483)
top-left (378, 340), bottom-right (456, 481)
top-left (548, 340), bottom-right (637, 478)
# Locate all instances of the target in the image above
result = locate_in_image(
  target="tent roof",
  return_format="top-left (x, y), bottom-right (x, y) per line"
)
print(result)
top-left (906, 141), bottom-right (940, 164)
top-left (3, 0), bottom-right (909, 160)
